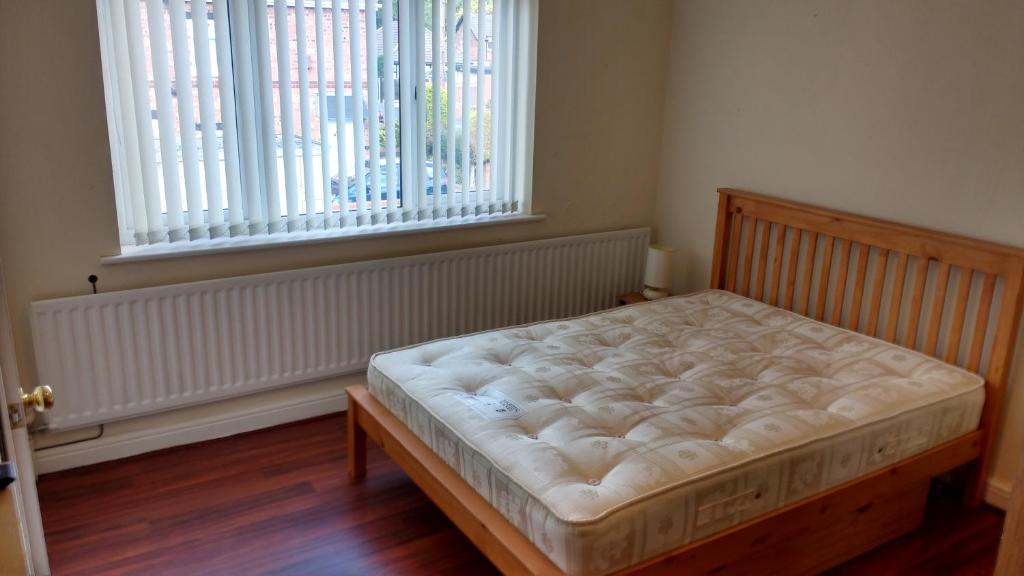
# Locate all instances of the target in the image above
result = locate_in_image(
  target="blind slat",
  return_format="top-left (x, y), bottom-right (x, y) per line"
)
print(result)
top-left (110, 0), bottom-right (152, 244)
top-left (490, 0), bottom-right (503, 212)
top-left (193, 0), bottom-right (225, 236)
top-left (445, 0), bottom-right (457, 215)
top-left (383, 0), bottom-right (398, 221)
top-left (97, 0), bottom-right (132, 243)
top-left (504, 0), bottom-right (516, 211)
top-left (213, 0), bottom-right (244, 233)
top-left (145, 0), bottom-right (186, 239)
top-left (169, 0), bottom-right (206, 239)
top-left (295, 0), bottom-right (316, 230)
top-left (253, 1), bottom-right (280, 233)
top-left (512, 0), bottom-right (534, 211)
top-left (460, 0), bottom-right (471, 216)
top-left (431, 0), bottom-right (442, 216)
top-left (331, 0), bottom-right (349, 227)
top-left (416, 0), bottom-right (429, 217)
top-left (274, 0), bottom-right (300, 230)
top-left (348, 0), bottom-right (368, 221)
top-left (499, 0), bottom-right (515, 212)
top-left (314, 0), bottom-right (333, 229)
top-left (474, 0), bottom-right (485, 214)
top-left (230, 0), bottom-right (264, 234)
top-left (365, 0), bottom-right (383, 220)
top-left (399, 0), bottom-right (420, 221)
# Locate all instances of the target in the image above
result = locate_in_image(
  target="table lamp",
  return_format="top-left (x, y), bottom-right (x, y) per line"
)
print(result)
top-left (643, 245), bottom-right (673, 300)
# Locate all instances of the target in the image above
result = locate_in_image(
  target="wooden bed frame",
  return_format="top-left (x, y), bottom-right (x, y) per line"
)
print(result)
top-left (346, 189), bottom-right (1024, 575)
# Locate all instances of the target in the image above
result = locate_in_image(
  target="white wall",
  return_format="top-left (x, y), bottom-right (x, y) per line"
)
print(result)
top-left (655, 0), bottom-right (1024, 506)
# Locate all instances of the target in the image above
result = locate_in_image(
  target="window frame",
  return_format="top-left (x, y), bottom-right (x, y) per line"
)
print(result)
top-left (96, 0), bottom-right (539, 260)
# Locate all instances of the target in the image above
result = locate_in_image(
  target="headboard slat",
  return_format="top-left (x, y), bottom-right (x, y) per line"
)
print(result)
top-left (798, 232), bottom-right (818, 315)
top-left (903, 257), bottom-right (929, 348)
top-left (885, 252), bottom-right (909, 342)
top-left (924, 262), bottom-right (952, 356)
top-left (815, 235), bottom-right (831, 319)
top-left (783, 228), bottom-right (800, 309)
top-left (866, 248), bottom-right (889, 336)
top-left (769, 224), bottom-right (786, 305)
top-left (814, 237), bottom-right (835, 321)
top-left (967, 273), bottom-right (997, 372)
top-left (741, 217), bottom-right (757, 296)
top-left (725, 214), bottom-right (741, 292)
top-left (754, 220), bottom-right (771, 301)
top-left (945, 270), bottom-right (975, 363)
top-left (849, 245), bottom-right (871, 331)
top-left (830, 239), bottom-right (852, 326)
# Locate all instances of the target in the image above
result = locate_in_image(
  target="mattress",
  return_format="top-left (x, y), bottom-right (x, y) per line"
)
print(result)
top-left (367, 289), bottom-right (984, 575)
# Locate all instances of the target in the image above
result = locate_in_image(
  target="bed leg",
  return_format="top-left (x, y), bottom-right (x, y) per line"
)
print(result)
top-left (963, 460), bottom-right (986, 508)
top-left (963, 430), bottom-right (994, 508)
top-left (347, 395), bottom-right (367, 479)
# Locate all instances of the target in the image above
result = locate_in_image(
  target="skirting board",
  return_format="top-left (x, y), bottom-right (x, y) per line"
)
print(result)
top-left (985, 477), bottom-right (1012, 510)
top-left (32, 376), bottom-right (353, 475)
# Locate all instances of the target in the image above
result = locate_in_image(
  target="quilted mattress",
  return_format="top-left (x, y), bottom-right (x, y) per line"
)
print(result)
top-left (367, 289), bottom-right (984, 575)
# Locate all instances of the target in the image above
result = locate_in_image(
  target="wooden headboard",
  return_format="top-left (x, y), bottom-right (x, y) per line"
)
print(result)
top-left (711, 188), bottom-right (1024, 503)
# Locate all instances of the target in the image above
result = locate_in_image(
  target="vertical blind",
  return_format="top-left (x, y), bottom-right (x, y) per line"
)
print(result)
top-left (96, 0), bottom-right (538, 249)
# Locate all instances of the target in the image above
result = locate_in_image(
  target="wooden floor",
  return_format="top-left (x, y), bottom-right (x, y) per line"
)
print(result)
top-left (38, 414), bottom-right (1004, 576)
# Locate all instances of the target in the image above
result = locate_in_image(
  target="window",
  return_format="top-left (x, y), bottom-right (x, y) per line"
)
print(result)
top-left (96, 0), bottom-right (537, 253)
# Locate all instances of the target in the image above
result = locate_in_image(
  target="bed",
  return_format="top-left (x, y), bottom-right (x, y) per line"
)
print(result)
top-left (346, 189), bottom-right (1024, 575)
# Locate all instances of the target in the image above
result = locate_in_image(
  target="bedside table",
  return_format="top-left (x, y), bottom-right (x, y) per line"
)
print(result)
top-left (616, 292), bottom-right (648, 306)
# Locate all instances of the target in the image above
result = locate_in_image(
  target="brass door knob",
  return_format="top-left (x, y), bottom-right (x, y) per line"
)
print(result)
top-left (21, 386), bottom-right (54, 413)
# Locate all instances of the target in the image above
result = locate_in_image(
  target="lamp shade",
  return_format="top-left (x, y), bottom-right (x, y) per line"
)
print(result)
top-left (644, 245), bottom-right (673, 290)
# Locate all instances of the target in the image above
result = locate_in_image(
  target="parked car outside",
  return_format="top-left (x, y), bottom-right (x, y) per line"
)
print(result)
top-left (331, 162), bottom-right (448, 211)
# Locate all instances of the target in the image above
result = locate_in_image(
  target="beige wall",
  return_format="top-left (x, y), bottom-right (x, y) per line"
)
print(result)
top-left (655, 0), bottom-right (1024, 503)
top-left (0, 1), bottom-right (673, 396)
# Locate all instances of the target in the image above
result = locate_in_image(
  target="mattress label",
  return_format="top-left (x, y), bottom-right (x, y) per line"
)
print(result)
top-left (453, 391), bottom-right (524, 420)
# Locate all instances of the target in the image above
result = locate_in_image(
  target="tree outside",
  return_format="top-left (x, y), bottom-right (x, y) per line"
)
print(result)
top-left (379, 82), bottom-right (491, 186)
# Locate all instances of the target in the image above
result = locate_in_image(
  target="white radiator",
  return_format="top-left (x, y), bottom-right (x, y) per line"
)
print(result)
top-left (30, 228), bottom-right (649, 430)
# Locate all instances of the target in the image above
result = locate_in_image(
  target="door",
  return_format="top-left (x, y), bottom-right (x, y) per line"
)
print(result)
top-left (0, 264), bottom-right (50, 575)
top-left (0, 374), bottom-right (29, 575)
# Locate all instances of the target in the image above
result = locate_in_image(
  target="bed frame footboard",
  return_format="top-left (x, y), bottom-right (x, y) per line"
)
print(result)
top-left (345, 384), bottom-right (983, 576)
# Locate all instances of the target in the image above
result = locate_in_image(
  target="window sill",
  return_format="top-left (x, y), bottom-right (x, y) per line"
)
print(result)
top-left (102, 213), bottom-right (547, 265)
